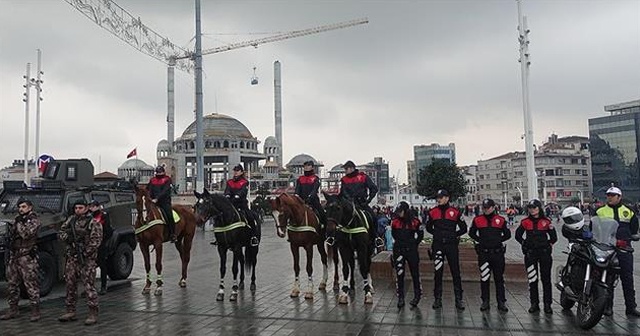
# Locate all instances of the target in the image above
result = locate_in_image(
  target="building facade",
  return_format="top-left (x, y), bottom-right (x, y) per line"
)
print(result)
top-left (589, 99), bottom-right (640, 201)
top-left (413, 143), bottom-right (456, 187)
top-left (460, 165), bottom-right (478, 204)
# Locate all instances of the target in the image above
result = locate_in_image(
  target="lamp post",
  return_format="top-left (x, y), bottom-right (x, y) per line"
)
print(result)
top-left (516, 186), bottom-right (524, 206)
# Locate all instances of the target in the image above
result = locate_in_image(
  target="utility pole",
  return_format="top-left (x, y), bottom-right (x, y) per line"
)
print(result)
top-left (516, 0), bottom-right (537, 201)
top-left (194, 0), bottom-right (205, 192)
top-left (34, 49), bottom-right (44, 173)
top-left (22, 63), bottom-right (31, 185)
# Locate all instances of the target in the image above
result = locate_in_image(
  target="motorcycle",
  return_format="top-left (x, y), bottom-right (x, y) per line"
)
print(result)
top-left (555, 216), bottom-right (621, 330)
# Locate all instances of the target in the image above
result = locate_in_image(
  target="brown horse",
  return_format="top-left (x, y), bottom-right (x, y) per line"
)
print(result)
top-left (134, 185), bottom-right (197, 295)
top-left (270, 193), bottom-right (339, 300)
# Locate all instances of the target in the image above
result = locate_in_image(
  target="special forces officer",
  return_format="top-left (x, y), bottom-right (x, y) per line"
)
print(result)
top-left (58, 200), bottom-right (103, 325)
top-left (469, 199), bottom-right (510, 312)
top-left (426, 189), bottom-right (468, 310)
top-left (596, 186), bottom-right (640, 317)
top-left (0, 199), bottom-right (41, 322)
top-left (515, 199), bottom-right (557, 314)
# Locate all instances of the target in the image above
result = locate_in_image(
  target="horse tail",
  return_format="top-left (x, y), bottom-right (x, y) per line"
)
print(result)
top-left (244, 245), bottom-right (258, 272)
top-left (326, 242), bottom-right (334, 267)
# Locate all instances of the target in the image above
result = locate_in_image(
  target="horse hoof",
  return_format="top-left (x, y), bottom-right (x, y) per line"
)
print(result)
top-left (179, 279), bottom-right (187, 288)
top-left (304, 292), bottom-right (314, 300)
top-left (318, 282), bottom-right (327, 291)
top-left (154, 288), bottom-right (163, 296)
top-left (369, 286), bottom-right (375, 294)
top-left (333, 283), bottom-right (340, 291)
top-left (238, 282), bottom-right (245, 290)
top-left (142, 287), bottom-right (151, 295)
top-left (290, 289), bottom-right (300, 298)
top-left (364, 293), bottom-right (373, 304)
top-left (348, 288), bottom-right (355, 297)
top-left (250, 283), bottom-right (256, 292)
top-left (230, 293), bottom-right (238, 302)
top-left (338, 294), bottom-right (349, 304)
top-left (216, 293), bottom-right (224, 301)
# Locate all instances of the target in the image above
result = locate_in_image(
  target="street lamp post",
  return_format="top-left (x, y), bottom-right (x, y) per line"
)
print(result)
top-left (516, 186), bottom-right (524, 206)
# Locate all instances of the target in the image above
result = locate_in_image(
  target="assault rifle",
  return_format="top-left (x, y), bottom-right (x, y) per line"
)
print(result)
top-left (69, 219), bottom-right (85, 266)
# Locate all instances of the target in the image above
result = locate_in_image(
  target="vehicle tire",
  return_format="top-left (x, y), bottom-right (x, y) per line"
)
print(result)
top-left (107, 242), bottom-right (133, 280)
top-left (560, 290), bottom-right (575, 310)
top-left (577, 285), bottom-right (607, 330)
top-left (21, 251), bottom-right (56, 298)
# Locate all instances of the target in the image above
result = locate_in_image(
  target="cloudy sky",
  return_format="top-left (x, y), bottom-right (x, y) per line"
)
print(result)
top-left (1, 0), bottom-right (638, 183)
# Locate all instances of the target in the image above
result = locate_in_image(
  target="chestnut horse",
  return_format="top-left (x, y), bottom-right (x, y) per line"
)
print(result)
top-left (134, 185), bottom-right (197, 295)
top-left (270, 193), bottom-right (339, 300)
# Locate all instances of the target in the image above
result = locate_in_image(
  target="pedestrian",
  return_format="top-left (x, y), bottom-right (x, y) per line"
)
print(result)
top-left (469, 199), bottom-right (510, 312)
top-left (88, 200), bottom-right (113, 295)
top-left (596, 186), bottom-right (640, 317)
top-left (58, 200), bottom-right (103, 325)
top-left (391, 201), bottom-right (423, 308)
top-left (426, 189), bottom-right (468, 310)
top-left (515, 199), bottom-right (557, 314)
top-left (0, 199), bottom-right (41, 322)
top-left (225, 164), bottom-right (259, 246)
top-left (148, 165), bottom-right (176, 242)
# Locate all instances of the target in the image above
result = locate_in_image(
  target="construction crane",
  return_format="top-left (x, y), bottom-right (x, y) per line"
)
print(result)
top-left (63, 0), bottom-right (368, 191)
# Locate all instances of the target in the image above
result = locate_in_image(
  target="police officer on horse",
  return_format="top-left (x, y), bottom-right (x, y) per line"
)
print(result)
top-left (225, 164), bottom-right (259, 247)
top-left (147, 166), bottom-right (176, 243)
top-left (295, 160), bottom-right (326, 226)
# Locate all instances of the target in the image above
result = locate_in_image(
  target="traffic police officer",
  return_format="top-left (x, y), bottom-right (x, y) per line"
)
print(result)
top-left (426, 189), bottom-right (467, 310)
top-left (391, 201), bottom-right (423, 308)
top-left (0, 199), bottom-right (41, 322)
top-left (225, 164), bottom-right (259, 246)
top-left (469, 198), bottom-right (510, 312)
top-left (596, 186), bottom-right (640, 317)
top-left (58, 200), bottom-right (103, 325)
top-left (515, 199), bottom-right (557, 314)
top-left (294, 160), bottom-right (326, 225)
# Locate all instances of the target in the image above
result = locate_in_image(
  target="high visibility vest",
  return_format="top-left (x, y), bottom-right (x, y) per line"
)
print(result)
top-left (596, 204), bottom-right (634, 224)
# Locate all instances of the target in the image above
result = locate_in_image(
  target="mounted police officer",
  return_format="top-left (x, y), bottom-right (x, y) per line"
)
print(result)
top-left (147, 166), bottom-right (176, 243)
top-left (294, 160), bottom-right (326, 226)
top-left (225, 164), bottom-right (259, 247)
top-left (469, 198), bottom-right (511, 312)
top-left (58, 199), bottom-right (103, 325)
top-left (338, 160), bottom-right (383, 249)
top-left (515, 199), bottom-right (557, 314)
top-left (0, 199), bottom-right (41, 322)
top-left (88, 200), bottom-right (113, 295)
top-left (596, 186), bottom-right (640, 317)
top-left (391, 201), bottom-right (423, 308)
top-left (426, 189), bottom-right (467, 310)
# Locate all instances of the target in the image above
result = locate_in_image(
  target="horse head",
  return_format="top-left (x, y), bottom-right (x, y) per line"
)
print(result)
top-left (134, 184), bottom-right (162, 226)
top-left (323, 191), bottom-right (354, 235)
top-left (193, 189), bottom-right (238, 226)
top-left (270, 193), bottom-right (298, 238)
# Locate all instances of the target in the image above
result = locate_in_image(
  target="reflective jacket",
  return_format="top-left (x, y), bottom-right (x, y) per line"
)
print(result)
top-left (339, 170), bottom-right (378, 205)
top-left (426, 204), bottom-right (467, 242)
top-left (469, 214), bottom-right (510, 249)
top-left (295, 171), bottom-right (320, 203)
top-left (596, 203), bottom-right (639, 243)
top-left (515, 216), bottom-right (557, 250)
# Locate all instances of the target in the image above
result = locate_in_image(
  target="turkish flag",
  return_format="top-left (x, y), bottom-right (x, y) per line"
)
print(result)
top-left (126, 148), bottom-right (137, 158)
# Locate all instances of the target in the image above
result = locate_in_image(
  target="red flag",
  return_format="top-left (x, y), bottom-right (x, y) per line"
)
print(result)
top-left (127, 148), bottom-right (137, 159)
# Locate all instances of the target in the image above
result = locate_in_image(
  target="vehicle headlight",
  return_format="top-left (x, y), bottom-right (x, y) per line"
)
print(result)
top-left (591, 245), bottom-right (614, 263)
top-left (0, 221), bottom-right (8, 235)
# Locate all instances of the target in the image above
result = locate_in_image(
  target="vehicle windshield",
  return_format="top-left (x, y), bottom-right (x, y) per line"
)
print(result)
top-left (0, 191), bottom-right (64, 214)
top-left (590, 216), bottom-right (618, 247)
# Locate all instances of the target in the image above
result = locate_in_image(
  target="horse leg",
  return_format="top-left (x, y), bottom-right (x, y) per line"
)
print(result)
top-left (348, 249), bottom-right (356, 297)
top-left (154, 242), bottom-right (164, 296)
top-left (304, 244), bottom-right (314, 300)
top-left (216, 245), bottom-right (227, 301)
top-left (178, 233), bottom-right (193, 288)
top-left (238, 246), bottom-right (245, 290)
top-left (249, 247), bottom-right (257, 292)
top-left (358, 237), bottom-right (373, 304)
top-left (290, 244), bottom-right (301, 298)
top-left (332, 245), bottom-right (340, 291)
top-left (230, 247), bottom-right (242, 301)
top-left (338, 246), bottom-right (351, 304)
top-left (317, 240), bottom-right (328, 291)
top-left (140, 243), bottom-right (152, 295)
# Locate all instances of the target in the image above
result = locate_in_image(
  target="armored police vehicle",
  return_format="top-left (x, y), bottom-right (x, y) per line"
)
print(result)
top-left (0, 159), bottom-right (137, 297)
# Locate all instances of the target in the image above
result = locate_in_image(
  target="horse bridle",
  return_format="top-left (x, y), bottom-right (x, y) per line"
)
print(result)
top-left (195, 198), bottom-right (224, 224)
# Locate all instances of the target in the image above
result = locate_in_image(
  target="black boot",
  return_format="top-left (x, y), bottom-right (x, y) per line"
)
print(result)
top-left (409, 296), bottom-right (421, 307)
top-left (528, 304), bottom-right (540, 313)
top-left (397, 297), bottom-right (405, 308)
top-left (497, 302), bottom-right (509, 313)
top-left (98, 284), bottom-right (107, 296)
top-left (544, 304), bottom-right (553, 314)
top-left (603, 305), bottom-right (613, 317)
top-left (455, 298), bottom-right (466, 311)
top-left (626, 308), bottom-right (640, 317)
top-left (480, 301), bottom-right (490, 311)
top-left (432, 298), bottom-right (442, 309)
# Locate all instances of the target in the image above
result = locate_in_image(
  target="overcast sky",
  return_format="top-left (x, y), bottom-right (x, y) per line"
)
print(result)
top-left (1, 0), bottom-right (639, 183)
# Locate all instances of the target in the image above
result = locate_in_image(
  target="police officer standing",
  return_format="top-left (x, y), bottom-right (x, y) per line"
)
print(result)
top-left (426, 189), bottom-right (467, 310)
top-left (225, 164), bottom-right (259, 246)
top-left (88, 200), bottom-right (113, 295)
top-left (339, 160), bottom-right (383, 249)
top-left (0, 199), bottom-right (41, 322)
top-left (58, 200), bottom-right (103, 325)
top-left (596, 186), bottom-right (640, 317)
top-left (391, 201), bottom-right (423, 308)
top-left (148, 166), bottom-right (176, 242)
top-left (515, 199), bottom-right (557, 314)
top-left (469, 199), bottom-right (510, 312)
top-left (295, 160), bottom-right (326, 226)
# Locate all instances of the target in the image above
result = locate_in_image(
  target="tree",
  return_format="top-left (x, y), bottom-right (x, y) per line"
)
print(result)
top-left (417, 160), bottom-right (467, 200)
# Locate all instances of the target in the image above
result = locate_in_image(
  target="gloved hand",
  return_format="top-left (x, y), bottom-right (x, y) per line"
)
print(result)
top-left (234, 195), bottom-right (240, 199)
top-left (225, 195), bottom-right (231, 198)
top-left (582, 230), bottom-right (593, 240)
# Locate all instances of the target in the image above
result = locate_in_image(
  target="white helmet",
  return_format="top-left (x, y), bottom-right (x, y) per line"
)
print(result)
top-left (561, 206), bottom-right (584, 230)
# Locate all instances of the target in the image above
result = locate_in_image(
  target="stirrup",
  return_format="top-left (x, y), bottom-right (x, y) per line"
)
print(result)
top-left (250, 237), bottom-right (259, 247)
top-left (325, 237), bottom-right (335, 246)
top-left (375, 237), bottom-right (385, 248)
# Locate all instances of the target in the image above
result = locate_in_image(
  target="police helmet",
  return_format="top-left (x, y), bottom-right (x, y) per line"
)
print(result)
top-left (395, 201), bottom-right (410, 214)
top-left (232, 164), bottom-right (244, 172)
top-left (526, 199), bottom-right (543, 212)
top-left (342, 160), bottom-right (356, 169)
top-left (155, 166), bottom-right (165, 174)
top-left (561, 206), bottom-right (585, 230)
top-left (17, 198), bottom-right (33, 207)
top-left (303, 160), bottom-right (315, 167)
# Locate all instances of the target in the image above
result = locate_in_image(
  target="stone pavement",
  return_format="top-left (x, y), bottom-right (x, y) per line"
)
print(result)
top-left (0, 217), bottom-right (639, 335)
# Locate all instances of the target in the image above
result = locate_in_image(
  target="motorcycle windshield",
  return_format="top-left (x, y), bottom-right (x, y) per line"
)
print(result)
top-left (590, 216), bottom-right (618, 247)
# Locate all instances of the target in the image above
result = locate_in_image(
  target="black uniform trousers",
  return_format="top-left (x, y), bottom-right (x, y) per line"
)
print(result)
top-left (432, 241), bottom-right (463, 299)
top-left (615, 251), bottom-right (637, 310)
top-left (157, 201), bottom-right (175, 236)
top-left (393, 246), bottom-right (421, 299)
top-left (235, 203), bottom-right (260, 239)
top-left (307, 197), bottom-right (327, 226)
top-left (524, 248), bottom-right (552, 306)
top-left (477, 248), bottom-right (506, 304)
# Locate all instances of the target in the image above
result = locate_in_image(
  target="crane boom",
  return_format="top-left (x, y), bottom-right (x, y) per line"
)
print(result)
top-left (63, 0), bottom-right (193, 72)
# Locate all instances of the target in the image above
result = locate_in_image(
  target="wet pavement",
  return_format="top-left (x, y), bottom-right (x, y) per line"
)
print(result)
top-left (0, 217), bottom-right (639, 335)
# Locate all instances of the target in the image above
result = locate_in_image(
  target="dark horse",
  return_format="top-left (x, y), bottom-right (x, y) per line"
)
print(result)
top-left (194, 189), bottom-right (260, 301)
top-left (323, 192), bottom-right (374, 304)
top-left (134, 185), bottom-right (197, 295)
top-left (270, 193), bottom-right (339, 300)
